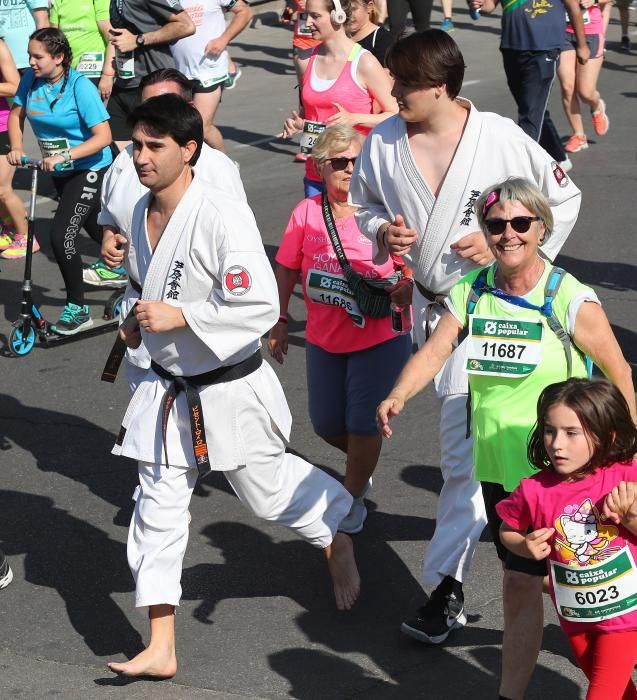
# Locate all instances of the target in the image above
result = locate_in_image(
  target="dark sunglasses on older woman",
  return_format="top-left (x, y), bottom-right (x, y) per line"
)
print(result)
top-left (485, 216), bottom-right (540, 236)
top-left (327, 156), bottom-right (357, 171)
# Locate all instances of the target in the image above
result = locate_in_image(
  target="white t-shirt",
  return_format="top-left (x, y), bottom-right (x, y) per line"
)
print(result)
top-left (170, 0), bottom-right (237, 86)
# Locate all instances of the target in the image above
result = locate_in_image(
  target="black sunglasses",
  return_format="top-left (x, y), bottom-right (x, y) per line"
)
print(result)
top-left (485, 216), bottom-right (540, 235)
top-left (327, 156), bottom-right (357, 171)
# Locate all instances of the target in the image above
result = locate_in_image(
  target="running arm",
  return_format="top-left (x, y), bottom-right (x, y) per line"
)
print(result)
top-left (205, 0), bottom-right (252, 56)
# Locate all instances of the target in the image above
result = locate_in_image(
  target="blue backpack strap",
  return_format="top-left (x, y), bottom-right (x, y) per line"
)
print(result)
top-left (466, 267), bottom-right (490, 316)
top-left (542, 266), bottom-right (577, 377)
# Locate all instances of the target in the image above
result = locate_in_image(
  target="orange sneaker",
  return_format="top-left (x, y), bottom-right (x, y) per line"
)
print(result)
top-left (564, 134), bottom-right (588, 153)
top-left (294, 152), bottom-right (308, 162)
top-left (591, 99), bottom-right (609, 136)
top-left (0, 235), bottom-right (40, 259)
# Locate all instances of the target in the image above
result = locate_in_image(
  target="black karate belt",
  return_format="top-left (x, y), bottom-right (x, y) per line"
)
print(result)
top-left (101, 278), bottom-right (143, 383)
top-left (413, 279), bottom-right (446, 305)
top-left (151, 351), bottom-right (263, 478)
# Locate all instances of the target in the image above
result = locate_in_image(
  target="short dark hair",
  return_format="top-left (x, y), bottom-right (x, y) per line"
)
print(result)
top-left (386, 29), bottom-right (465, 98)
top-left (139, 68), bottom-right (194, 102)
top-left (527, 378), bottom-right (637, 479)
top-left (128, 94), bottom-right (203, 166)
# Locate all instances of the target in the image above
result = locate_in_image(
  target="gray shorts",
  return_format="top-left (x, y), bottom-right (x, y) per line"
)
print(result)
top-left (562, 31), bottom-right (603, 58)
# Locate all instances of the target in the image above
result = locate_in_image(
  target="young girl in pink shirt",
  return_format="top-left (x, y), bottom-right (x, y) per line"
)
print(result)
top-left (497, 378), bottom-right (637, 700)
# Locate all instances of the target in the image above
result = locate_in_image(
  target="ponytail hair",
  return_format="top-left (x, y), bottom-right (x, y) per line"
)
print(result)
top-left (28, 28), bottom-right (73, 111)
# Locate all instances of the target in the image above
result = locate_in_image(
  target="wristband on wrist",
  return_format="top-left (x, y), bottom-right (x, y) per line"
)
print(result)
top-left (278, 315), bottom-right (288, 324)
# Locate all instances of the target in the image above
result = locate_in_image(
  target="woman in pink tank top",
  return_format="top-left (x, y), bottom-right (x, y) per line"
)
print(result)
top-left (0, 38), bottom-right (30, 260)
top-left (278, 0), bottom-right (397, 197)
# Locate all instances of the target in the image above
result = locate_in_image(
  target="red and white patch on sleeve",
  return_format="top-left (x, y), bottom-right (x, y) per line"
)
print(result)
top-left (551, 161), bottom-right (569, 188)
top-left (223, 265), bottom-right (252, 296)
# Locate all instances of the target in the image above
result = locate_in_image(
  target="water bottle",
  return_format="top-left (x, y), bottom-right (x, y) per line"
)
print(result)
top-left (391, 303), bottom-right (412, 335)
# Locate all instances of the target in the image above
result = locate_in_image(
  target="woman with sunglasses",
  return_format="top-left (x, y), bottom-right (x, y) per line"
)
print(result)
top-left (377, 177), bottom-right (632, 697)
top-left (8, 28), bottom-right (113, 335)
top-left (278, 0), bottom-right (396, 197)
top-left (268, 125), bottom-right (411, 534)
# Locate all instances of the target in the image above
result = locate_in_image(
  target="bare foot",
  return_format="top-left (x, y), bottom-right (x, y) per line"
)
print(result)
top-left (326, 532), bottom-right (360, 611)
top-left (107, 644), bottom-right (177, 679)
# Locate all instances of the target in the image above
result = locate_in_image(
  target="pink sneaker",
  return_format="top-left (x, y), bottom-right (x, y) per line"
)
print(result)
top-left (0, 235), bottom-right (40, 259)
top-left (564, 134), bottom-right (588, 153)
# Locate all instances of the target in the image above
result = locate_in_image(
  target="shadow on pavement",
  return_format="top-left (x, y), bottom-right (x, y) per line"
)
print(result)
top-left (0, 490), bottom-right (141, 658)
top-left (0, 394), bottom-right (138, 525)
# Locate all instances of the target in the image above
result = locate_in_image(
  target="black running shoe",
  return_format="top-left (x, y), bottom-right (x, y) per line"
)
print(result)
top-left (0, 550), bottom-right (13, 590)
top-left (401, 576), bottom-right (466, 644)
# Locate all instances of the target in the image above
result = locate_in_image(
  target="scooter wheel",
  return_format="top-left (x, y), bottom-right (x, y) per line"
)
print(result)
top-left (9, 324), bottom-right (36, 356)
top-left (104, 291), bottom-right (124, 320)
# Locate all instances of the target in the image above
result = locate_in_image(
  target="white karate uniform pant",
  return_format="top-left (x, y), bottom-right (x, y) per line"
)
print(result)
top-left (128, 451), bottom-right (352, 610)
top-left (413, 292), bottom-right (488, 588)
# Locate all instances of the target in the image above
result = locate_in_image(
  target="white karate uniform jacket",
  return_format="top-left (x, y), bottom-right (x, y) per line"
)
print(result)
top-left (99, 143), bottom-right (247, 373)
top-left (349, 99), bottom-right (582, 395)
top-left (112, 177), bottom-right (292, 469)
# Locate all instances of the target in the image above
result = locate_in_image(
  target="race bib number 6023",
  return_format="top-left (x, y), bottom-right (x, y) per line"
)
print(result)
top-left (551, 548), bottom-right (637, 623)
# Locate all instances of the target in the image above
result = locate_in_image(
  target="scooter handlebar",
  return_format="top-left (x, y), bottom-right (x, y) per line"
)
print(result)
top-left (19, 156), bottom-right (66, 172)
top-left (19, 156), bottom-right (41, 169)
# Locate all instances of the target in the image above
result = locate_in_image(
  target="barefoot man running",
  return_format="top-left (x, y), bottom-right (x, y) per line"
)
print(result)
top-left (107, 93), bottom-right (359, 679)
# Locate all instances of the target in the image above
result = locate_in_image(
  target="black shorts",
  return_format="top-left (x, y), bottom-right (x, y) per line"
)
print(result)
top-left (482, 481), bottom-right (548, 577)
top-left (107, 85), bottom-right (143, 141)
top-left (0, 130), bottom-right (10, 153)
top-left (191, 79), bottom-right (223, 94)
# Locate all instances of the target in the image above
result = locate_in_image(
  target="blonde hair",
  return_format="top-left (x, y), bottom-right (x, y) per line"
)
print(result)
top-left (312, 124), bottom-right (362, 172)
top-left (475, 177), bottom-right (554, 244)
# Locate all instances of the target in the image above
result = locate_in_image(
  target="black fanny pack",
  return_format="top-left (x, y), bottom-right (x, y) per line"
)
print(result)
top-left (321, 193), bottom-right (399, 319)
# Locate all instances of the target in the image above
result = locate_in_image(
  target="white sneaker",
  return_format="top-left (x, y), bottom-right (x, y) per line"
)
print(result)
top-left (0, 553), bottom-right (13, 590)
top-left (559, 156), bottom-right (573, 173)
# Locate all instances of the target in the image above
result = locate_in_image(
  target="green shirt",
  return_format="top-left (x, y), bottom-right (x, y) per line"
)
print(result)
top-left (448, 263), bottom-right (597, 492)
top-left (50, 0), bottom-right (109, 70)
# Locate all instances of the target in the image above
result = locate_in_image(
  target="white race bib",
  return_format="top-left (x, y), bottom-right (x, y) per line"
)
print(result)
top-left (306, 269), bottom-right (365, 328)
top-left (76, 51), bottom-right (104, 78)
top-left (300, 120), bottom-right (325, 155)
top-left (551, 548), bottom-right (637, 623)
top-left (116, 49), bottom-right (135, 80)
top-left (465, 316), bottom-right (543, 378)
top-left (38, 137), bottom-right (73, 171)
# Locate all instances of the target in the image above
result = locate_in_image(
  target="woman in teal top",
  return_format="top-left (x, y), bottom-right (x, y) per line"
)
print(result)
top-left (50, 0), bottom-right (116, 102)
top-left (8, 28), bottom-right (113, 335)
top-left (377, 177), bottom-right (634, 699)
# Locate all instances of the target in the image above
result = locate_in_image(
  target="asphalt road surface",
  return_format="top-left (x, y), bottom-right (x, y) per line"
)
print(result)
top-left (0, 4), bottom-right (636, 698)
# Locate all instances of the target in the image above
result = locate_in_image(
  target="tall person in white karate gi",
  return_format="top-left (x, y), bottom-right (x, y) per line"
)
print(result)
top-left (349, 29), bottom-right (581, 698)
top-left (107, 94), bottom-right (360, 679)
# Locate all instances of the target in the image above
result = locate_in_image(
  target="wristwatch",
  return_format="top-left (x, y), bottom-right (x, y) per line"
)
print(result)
top-left (135, 33), bottom-right (145, 47)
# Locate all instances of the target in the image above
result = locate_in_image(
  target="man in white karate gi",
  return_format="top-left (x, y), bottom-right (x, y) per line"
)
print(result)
top-left (90, 67), bottom-right (247, 391)
top-left (107, 94), bottom-right (359, 679)
top-left (349, 29), bottom-right (580, 698)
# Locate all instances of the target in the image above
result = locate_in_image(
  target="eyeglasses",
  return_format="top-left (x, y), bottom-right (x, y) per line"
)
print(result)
top-left (326, 156), bottom-right (357, 171)
top-left (485, 216), bottom-right (540, 235)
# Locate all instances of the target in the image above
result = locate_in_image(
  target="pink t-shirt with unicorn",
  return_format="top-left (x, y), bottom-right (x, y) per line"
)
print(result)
top-left (497, 463), bottom-right (637, 634)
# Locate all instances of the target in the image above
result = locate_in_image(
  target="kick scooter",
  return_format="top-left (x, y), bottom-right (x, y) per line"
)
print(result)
top-left (8, 157), bottom-right (124, 357)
